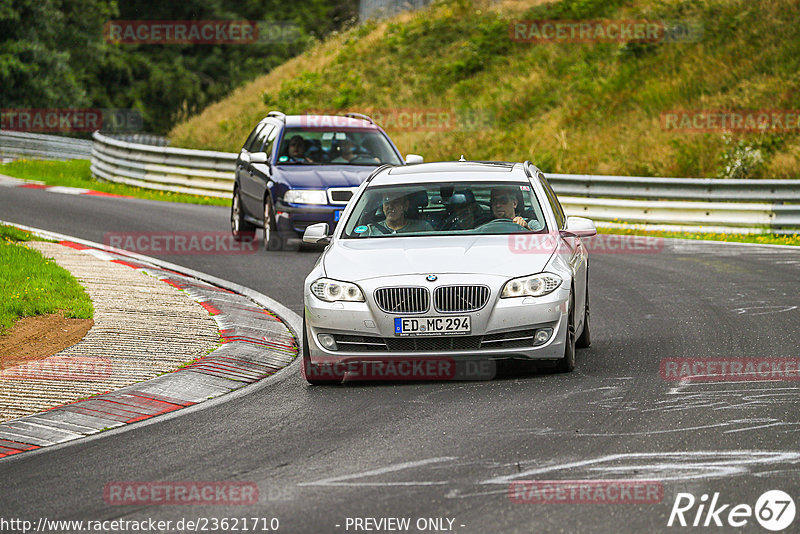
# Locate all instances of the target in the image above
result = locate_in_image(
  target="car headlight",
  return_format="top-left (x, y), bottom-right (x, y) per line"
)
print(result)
top-left (284, 189), bottom-right (327, 205)
top-left (500, 273), bottom-right (562, 298)
top-left (310, 278), bottom-right (365, 302)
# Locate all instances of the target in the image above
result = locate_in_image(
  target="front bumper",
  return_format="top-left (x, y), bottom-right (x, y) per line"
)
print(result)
top-left (304, 275), bottom-right (570, 364)
top-left (275, 201), bottom-right (346, 238)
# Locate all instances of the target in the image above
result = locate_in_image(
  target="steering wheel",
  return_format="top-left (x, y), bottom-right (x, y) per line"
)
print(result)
top-left (474, 218), bottom-right (527, 233)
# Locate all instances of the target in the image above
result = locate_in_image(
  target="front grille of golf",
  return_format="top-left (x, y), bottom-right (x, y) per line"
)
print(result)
top-left (374, 287), bottom-right (429, 314)
top-left (433, 285), bottom-right (490, 313)
top-left (330, 328), bottom-right (538, 352)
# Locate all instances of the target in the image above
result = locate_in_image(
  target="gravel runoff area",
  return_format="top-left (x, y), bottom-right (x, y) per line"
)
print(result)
top-left (0, 241), bottom-right (220, 422)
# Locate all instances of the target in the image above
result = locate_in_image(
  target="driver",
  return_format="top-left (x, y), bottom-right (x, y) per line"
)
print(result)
top-left (490, 187), bottom-right (531, 229)
top-left (362, 191), bottom-right (433, 235)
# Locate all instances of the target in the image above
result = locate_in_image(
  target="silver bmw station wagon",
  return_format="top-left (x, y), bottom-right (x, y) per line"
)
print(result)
top-left (301, 161), bottom-right (596, 384)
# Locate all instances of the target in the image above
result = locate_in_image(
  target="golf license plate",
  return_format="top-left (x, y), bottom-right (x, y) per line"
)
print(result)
top-left (394, 316), bottom-right (471, 336)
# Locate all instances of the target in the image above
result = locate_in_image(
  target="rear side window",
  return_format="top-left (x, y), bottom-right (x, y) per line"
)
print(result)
top-left (262, 125), bottom-right (279, 159)
top-left (251, 124), bottom-right (274, 153)
top-left (538, 172), bottom-right (566, 229)
top-left (243, 123), bottom-right (266, 152)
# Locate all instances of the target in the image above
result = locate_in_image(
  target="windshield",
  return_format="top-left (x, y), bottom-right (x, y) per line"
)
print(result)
top-left (341, 181), bottom-right (548, 238)
top-left (276, 128), bottom-right (402, 166)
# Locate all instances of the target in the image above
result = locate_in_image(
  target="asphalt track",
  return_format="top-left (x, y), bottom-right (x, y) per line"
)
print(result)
top-left (1, 187), bottom-right (800, 533)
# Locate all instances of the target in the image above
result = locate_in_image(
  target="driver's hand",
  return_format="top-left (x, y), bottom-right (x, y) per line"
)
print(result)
top-left (512, 216), bottom-right (529, 229)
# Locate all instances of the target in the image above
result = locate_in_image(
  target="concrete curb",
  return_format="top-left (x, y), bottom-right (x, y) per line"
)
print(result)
top-left (0, 223), bottom-right (301, 461)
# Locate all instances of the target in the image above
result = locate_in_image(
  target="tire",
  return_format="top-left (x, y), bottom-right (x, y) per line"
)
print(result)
top-left (301, 314), bottom-right (340, 385)
top-left (576, 271), bottom-right (591, 349)
top-left (263, 197), bottom-right (284, 251)
top-left (231, 188), bottom-right (256, 241)
top-left (554, 292), bottom-right (576, 373)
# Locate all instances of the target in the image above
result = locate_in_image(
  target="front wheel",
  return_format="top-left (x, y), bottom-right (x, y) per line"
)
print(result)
top-left (554, 293), bottom-right (576, 373)
top-left (231, 188), bottom-right (256, 241)
top-left (301, 315), bottom-right (341, 385)
top-left (263, 198), bottom-right (284, 251)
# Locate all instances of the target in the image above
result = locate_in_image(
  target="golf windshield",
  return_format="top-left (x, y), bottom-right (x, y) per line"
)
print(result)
top-left (341, 182), bottom-right (549, 238)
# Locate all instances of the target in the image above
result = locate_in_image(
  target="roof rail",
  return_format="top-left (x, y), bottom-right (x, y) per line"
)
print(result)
top-left (344, 112), bottom-right (374, 124)
top-left (267, 111), bottom-right (286, 121)
top-left (365, 164), bottom-right (393, 183)
top-left (522, 160), bottom-right (532, 178)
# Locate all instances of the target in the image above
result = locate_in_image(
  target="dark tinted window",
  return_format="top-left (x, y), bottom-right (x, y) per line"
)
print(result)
top-left (276, 128), bottom-right (402, 165)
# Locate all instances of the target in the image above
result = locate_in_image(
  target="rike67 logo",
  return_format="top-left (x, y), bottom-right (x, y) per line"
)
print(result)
top-left (668, 490), bottom-right (796, 531)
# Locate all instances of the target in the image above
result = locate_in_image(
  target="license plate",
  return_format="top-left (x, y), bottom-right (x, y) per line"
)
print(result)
top-left (334, 210), bottom-right (342, 221)
top-left (394, 316), bottom-right (471, 336)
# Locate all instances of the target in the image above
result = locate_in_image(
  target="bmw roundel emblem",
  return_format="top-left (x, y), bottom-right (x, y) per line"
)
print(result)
top-left (426, 274), bottom-right (438, 282)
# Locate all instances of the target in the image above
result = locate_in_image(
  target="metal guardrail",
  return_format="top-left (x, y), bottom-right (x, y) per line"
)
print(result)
top-left (82, 131), bottom-right (798, 233)
top-left (548, 173), bottom-right (800, 203)
top-left (0, 131), bottom-right (93, 161)
top-left (91, 131), bottom-right (235, 198)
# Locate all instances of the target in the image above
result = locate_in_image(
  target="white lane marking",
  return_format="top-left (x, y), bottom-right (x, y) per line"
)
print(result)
top-left (480, 451), bottom-right (800, 484)
top-left (45, 186), bottom-right (91, 195)
top-left (732, 305), bottom-right (798, 315)
top-left (81, 249), bottom-right (115, 261)
top-left (299, 456), bottom-right (457, 487)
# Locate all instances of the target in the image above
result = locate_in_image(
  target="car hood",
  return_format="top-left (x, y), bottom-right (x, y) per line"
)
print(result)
top-left (272, 165), bottom-right (375, 188)
top-left (323, 235), bottom-right (556, 281)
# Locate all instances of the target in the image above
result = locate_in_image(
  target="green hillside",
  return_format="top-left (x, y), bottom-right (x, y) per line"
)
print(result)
top-left (169, 0), bottom-right (800, 179)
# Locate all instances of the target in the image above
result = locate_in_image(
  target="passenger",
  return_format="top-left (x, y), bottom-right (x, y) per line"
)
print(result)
top-left (286, 135), bottom-right (309, 162)
top-left (331, 139), bottom-right (357, 163)
top-left (490, 187), bottom-right (531, 229)
top-left (362, 191), bottom-right (433, 235)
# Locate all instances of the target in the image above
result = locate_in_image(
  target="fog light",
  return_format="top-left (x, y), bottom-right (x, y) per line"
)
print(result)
top-left (534, 328), bottom-right (553, 346)
top-left (317, 334), bottom-right (338, 351)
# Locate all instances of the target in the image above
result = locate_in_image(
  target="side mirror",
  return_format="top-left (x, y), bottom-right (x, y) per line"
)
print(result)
top-left (405, 154), bottom-right (424, 165)
top-left (303, 222), bottom-right (331, 244)
top-left (560, 216), bottom-right (597, 238)
top-left (250, 152), bottom-right (268, 164)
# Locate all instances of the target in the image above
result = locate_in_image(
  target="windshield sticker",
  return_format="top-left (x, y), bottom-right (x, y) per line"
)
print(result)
top-left (278, 155), bottom-right (288, 162)
top-left (520, 185), bottom-right (531, 191)
top-left (354, 225), bottom-right (368, 234)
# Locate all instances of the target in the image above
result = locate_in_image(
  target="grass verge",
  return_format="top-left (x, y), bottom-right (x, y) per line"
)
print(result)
top-left (0, 159), bottom-right (229, 206)
top-left (599, 226), bottom-right (800, 246)
top-left (169, 0), bottom-right (800, 180)
top-left (0, 224), bottom-right (94, 334)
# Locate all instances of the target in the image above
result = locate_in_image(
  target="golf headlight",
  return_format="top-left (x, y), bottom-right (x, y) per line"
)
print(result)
top-left (310, 278), bottom-right (365, 302)
top-left (501, 273), bottom-right (562, 298)
top-left (284, 189), bottom-right (327, 205)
